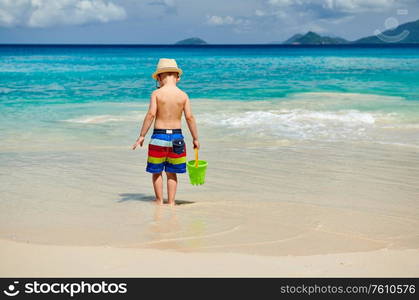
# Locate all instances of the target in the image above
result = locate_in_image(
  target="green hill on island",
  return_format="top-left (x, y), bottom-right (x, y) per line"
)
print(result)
top-left (283, 31), bottom-right (348, 45)
top-left (281, 18), bottom-right (419, 45)
top-left (355, 19), bottom-right (419, 43)
top-left (282, 33), bottom-right (304, 44)
top-left (175, 37), bottom-right (207, 45)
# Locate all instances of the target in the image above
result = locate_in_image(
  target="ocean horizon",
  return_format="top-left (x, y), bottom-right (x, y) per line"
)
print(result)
top-left (2, 43), bottom-right (419, 46)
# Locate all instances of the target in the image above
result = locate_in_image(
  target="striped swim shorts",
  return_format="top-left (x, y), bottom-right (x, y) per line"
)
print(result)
top-left (146, 129), bottom-right (187, 174)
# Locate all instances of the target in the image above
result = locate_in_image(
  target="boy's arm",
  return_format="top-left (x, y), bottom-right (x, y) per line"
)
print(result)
top-left (132, 92), bottom-right (157, 150)
top-left (183, 93), bottom-right (199, 149)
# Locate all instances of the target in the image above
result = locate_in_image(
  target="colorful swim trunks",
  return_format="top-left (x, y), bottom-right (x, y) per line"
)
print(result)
top-left (146, 129), bottom-right (187, 174)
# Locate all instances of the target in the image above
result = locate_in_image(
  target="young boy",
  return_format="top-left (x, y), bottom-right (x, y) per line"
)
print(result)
top-left (132, 58), bottom-right (199, 205)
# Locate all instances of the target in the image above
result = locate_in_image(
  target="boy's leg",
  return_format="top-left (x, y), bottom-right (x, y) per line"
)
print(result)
top-left (166, 172), bottom-right (178, 206)
top-left (152, 172), bottom-right (163, 205)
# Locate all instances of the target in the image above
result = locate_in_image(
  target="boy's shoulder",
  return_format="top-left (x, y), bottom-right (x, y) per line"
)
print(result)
top-left (152, 87), bottom-right (188, 98)
top-left (177, 87), bottom-right (188, 98)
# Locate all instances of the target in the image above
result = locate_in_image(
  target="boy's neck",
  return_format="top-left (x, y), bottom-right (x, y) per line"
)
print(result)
top-left (161, 76), bottom-right (177, 87)
top-left (162, 82), bottom-right (177, 87)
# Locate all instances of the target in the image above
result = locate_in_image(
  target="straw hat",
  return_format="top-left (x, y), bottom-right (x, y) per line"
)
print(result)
top-left (152, 58), bottom-right (183, 80)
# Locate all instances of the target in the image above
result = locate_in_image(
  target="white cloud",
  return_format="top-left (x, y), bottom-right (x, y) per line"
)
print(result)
top-left (259, 0), bottom-right (411, 27)
top-left (0, 0), bottom-right (126, 28)
top-left (206, 15), bottom-right (238, 26)
top-left (206, 14), bottom-right (253, 33)
top-left (322, 0), bottom-right (398, 13)
top-left (267, 0), bottom-right (406, 14)
top-left (148, 0), bottom-right (177, 14)
top-left (254, 9), bottom-right (266, 17)
top-left (301, 22), bottom-right (326, 33)
top-left (268, 0), bottom-right (294, 7)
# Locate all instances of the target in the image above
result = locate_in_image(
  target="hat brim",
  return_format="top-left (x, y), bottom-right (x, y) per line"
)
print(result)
top-left (152, 67), bottom-right (183, 80)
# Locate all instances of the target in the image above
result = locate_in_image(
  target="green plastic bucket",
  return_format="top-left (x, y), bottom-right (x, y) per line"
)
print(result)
top-left (187, 149), bottom-right (207, 185)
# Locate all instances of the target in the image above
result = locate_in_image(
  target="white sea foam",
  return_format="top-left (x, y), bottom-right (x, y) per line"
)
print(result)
top-left (200, 109), bottom-right (390, 141)
top-left (382, 124), bottom-right (419, 129)
top-left (290, 92), bottom-right (404, 102)
top-left (375, 141), bottom-right (419, 149)
top-left (219, 109), bottom-right (376, 126)
top-left (0, 87), bottom-right (13, 94)
top-left (64, 114), bottom-right (138, 124)
top-left (60, 92), bottom-right (417, 144)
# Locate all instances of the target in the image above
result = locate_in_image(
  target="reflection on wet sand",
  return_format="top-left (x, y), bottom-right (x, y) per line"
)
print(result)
top-left (146, 204), bottom-right (207, 250)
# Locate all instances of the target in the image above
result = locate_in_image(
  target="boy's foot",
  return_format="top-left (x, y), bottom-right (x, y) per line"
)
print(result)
top-left (155, 199), bottom-right (164, 205)
top-left (168, 201), bottom-right (175, 206)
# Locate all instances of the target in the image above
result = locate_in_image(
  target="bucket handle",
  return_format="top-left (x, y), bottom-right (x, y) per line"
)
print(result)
top-left (194, 147), bottom-right (199, 168)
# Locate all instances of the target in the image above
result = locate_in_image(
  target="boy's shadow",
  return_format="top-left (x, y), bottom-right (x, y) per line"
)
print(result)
top-left (117, 193), bottom-right (194, 205)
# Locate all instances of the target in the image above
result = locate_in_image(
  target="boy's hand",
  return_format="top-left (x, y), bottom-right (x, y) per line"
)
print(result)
top-left (132, 136), bottom-right (145, 150)
top-left (193, 139), bottom-right (200, 149)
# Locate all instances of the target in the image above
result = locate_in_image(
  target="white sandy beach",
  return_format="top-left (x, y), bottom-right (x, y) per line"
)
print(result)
top-left (2, 239), bottom-right (419, 277)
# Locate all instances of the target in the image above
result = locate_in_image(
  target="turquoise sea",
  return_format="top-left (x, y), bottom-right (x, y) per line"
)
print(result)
top-left (1, 45), bottom-right (419, 252)
top-left (1, 45), bottom-right (419, 149)
top-left (1, 45), bottom-right (419, 102)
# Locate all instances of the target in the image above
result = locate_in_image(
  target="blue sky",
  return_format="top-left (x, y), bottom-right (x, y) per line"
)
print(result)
top-left (0, 0), bottom-right (418, 44)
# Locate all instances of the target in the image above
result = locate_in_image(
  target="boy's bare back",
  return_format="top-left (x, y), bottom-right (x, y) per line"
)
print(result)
top-left (133, 70), bottom-right (198, 152)
top-left (154, 85), bottom-right (186, 129)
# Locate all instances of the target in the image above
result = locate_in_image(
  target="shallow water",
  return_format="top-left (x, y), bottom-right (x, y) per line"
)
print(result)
top-left (1, 46), bottom-right (419, 256)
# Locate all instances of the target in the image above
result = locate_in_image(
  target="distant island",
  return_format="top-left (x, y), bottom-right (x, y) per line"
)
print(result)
top-left (175, 37), bottom-right (207, 45)
top-left (355, 19), bottom-right (419, 43)
top-left (173, 19), bottom-right (418, 45)
top-left (282, 32), bottom-right (348, 45)
top-left (281, 18), bottom-right (419, 45)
